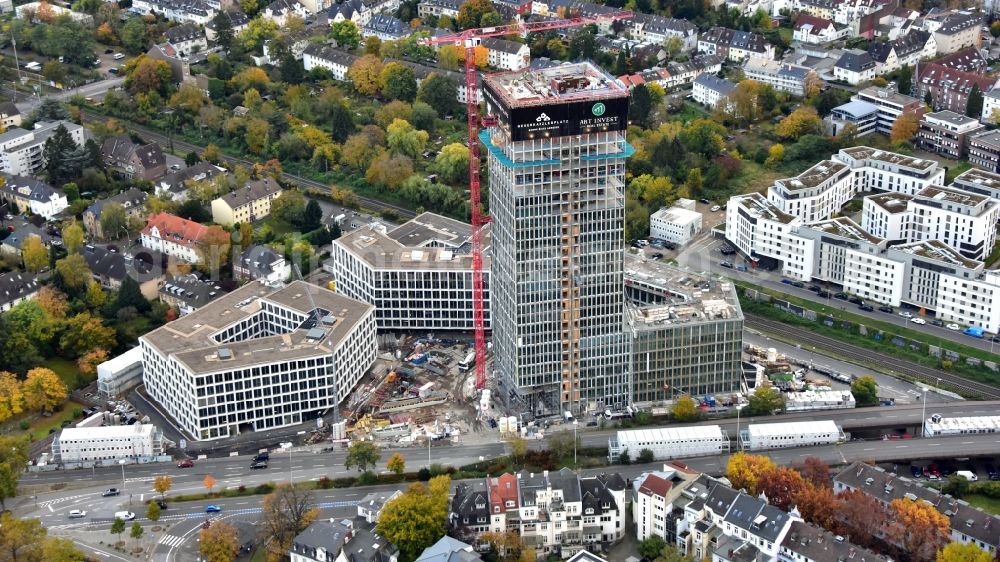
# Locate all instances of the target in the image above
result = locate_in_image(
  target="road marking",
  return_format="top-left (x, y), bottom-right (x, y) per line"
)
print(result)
top-left (47, 504), bottom-right (53, 512)
top-left (160, 535), bottom-right (186, 548)
top-left (963, 441), bottom-right (975, 444)
top-left (928, 443), bottom-right (941, 447)
top-left (863, 448), bottom-right (874, 451)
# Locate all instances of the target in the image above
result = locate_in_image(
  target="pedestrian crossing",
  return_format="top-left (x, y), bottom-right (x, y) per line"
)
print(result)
top-left (38, 494), bottom-right (91, 508)
top-left (159, 535), bottom-right (185, 548)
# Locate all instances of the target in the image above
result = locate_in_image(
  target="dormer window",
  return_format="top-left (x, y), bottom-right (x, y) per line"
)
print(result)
top-left (585, 508), bottom-right (594, 515)
top-left (506, 500), bottom-right (515, 508)
top-left (495, 506), bottom-right (500, 513)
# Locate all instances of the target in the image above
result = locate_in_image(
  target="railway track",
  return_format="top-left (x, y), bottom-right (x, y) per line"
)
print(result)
top-left (745, 314), bottom-right (1000, 400)
top-left (77, 109), bottom-right (418, 221)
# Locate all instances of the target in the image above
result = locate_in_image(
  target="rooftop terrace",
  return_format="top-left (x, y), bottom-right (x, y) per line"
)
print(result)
top-left (914, 184), bottom-right (990, 208)
top-left (806, 217), bottom-right (884, 245)
top-left (483, 61), bottom-right (628, 107)
top-left (865, 192), bottom-right (913, 214)
top-left (776, 159), bottom-right (848, 191)
top-left (839, 146), bottom-right (938, 172)
top-left (734, 193), bottom-right (797, 224)
top-left (333, 213), bottom-right (491, 271)
top-left (624, 254), bottom-right (743, 329)
top-left (891, 239), bottom-right (983, 270)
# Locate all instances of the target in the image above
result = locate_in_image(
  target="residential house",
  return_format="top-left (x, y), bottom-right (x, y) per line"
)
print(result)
top-left (155, 162), bottom-right (227, 202)
top-left (832, 0), bottom-right (894, 27)
top-left (357, 490), bottom-right (402, 524)
top-left (262, 0), bottom-right (309, 25)
top-left (83, 188), bottom-right (148, 239)
top-left (481, 38), bottom-right (530, 71)
top-left (692, 74), bottom-right (736, 110)
top-left (234, 245), bottom-right (290, 284)
top-left (924, 10), bottom-right (982, 54)
top-left (147, 43), bottom-right (191, 83)
top-left (867, 30), bottom-right (934, 74)
top-left (0, 175), bottom-right (68, 219)
top-left (933, 46), bottom-right (988, 74)
top-left (328, 0), bottom-right (364, 25)
top-left (916, 110), bottom-right (985, 159)
top-left (140, 212), bottom-right (228, 264)
top-left (793, 15), bottom-right (843, 44)
top-left (0, 120), bottom-right (84, 176)
top-left (417, 0), bottom-right (461, 19)
top-left (159, 274), bottom-right (228, 314)
top-left (289, 519), bottom-right (354, 562)
top-left (415, 536), bottom-right (482, 562)
top-left (792, 0), bottom-right (839, 20)
top-left (0, 102), bottom-right (21, 128)
top-left (100, 135), bottom-right (167, 181)
top-left (698, 27), bottom-right (774, 62)
top-left (210, 177), bottom-right (282, 227)
top-left (779, 521), bottom-right (890, 562)
top-left (297, 0), bottom-right (331, 14)
top-left (205, 9), bottom-right (249, 41)
top-left (833, 462), bottom-right (1000, 553)
top-left (165, 23), bottom-right (208, 57)
top-left (982, 86), bottom-right (1000, 123)
top-left (852, 83), bottom-right (925, 135)
top-left (968, 130), bottom-right (1000, 173)
top-left (833, 49), bottom-right (877, 85)
top-left (363, 14), bottom-right (408, 41)
top-left (742, 59), bottom-right (818, 96)
top-left (303, 43), bottom-right (358, 79)
top-left (915, 63), bottom-right (994, 114)
top-left (632, 463), bottom-right (701, 543)
top-left (337, 528), bottom-right (399, 562)
top-left (130, 0), bottom-right (216, 25)
top-left (624, 13), bottom-right (698, 52)
top-left (0, 271), bottom-right (38, 312)
top-left (825, 99), bottom-right (880, 137)
top-left (82, 244), bottom-right (164, 300)
top-left (0, 223), bottom-right (51, 259)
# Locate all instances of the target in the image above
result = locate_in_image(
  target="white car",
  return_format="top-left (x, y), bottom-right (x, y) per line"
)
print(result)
top-left (946, 323), bottom-right (961, 331)
top-left (710, 205), bottom-right (721, 212)
top-left (898, 311), bottom-right (913, 319)
top-left (114, 511), bottom-right (136, 521)
top-left (68, 510), bottom-right (86, 519)
top-left (911, 317), bottom-right (927, 325)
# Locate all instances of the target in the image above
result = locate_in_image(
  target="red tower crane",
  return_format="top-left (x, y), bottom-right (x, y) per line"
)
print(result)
top-left (422, 10), bottom-right (634, 392)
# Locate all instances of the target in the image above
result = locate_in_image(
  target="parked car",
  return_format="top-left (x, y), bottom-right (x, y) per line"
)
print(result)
top-left (879, 306), bottom-right (894, 313)
top-left (910, 465), bottom-right (922, 478)
top-left (859, 304), bottom-right (874, 312)
top-left (720, 245), bottom-right (736, 255)
top-left (102, 488), bottom-right (120, 497)
top-left (177, 459), bottom-right (194, 468)
top-left (911, 317), bottom-right (927, 325)
top-left (990, 336), bottom-right (1000, 344)
top-left (781, 278), bottom-right (793, 285)
top-left (720, 261), bottom-right (734, 268)
top-left (710, 205), bottom-right (721, 212)
top-left (808, 285), bottom-right (821, 292)
top-left (817, 290), bottom-right (831, 298)
top-left (898, 311), bottom-right (913, 319)
top-left (848, 296), bottom-right (863, 305)
top-left (114, 511), bottom-right (135, 521)
top-left (931, 319), bottom-right (945, 327)
top-left (946, 323), bottom-right (961, 331)
top-left (205, 505), bottom-right (222, 513)
top-left (790, 281), bottom-right (805, 288)
top-left (699, 198), bottom-right (711, 204)
top-left (834, 292), bottom-right (848, 300)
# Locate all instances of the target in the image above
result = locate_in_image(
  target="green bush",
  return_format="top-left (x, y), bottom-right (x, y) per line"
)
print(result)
top-left (332, 477), bottom-right (356, 488)
top-left (358, 471), bottom-right (378, 485)
top-left (417, 468), bottom-right (431, 481)
top-left (317, 476), bottom-right (333, 489)
top-left (253, 483), bottom-right (275, 495)
top-left (19, 421), bottom-right (29, 431)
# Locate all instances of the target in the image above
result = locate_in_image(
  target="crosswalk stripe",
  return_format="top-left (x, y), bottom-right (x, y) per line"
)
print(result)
top-left (160, 535), bottom-right (185, 548)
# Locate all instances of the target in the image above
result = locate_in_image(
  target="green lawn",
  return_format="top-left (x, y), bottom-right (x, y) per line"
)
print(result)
top-left (43, 357), bottom-right (89, 390)
top-left (727, 161), bottom-right (784, 196)
top-left (964, 494), bottom-right (1000, 515)
top-left (946, 161), bottom-right (973, 184)
top-left (672, 102), bottom-right (709, 122)
top-left (0, 400), bottom-right (86, 442)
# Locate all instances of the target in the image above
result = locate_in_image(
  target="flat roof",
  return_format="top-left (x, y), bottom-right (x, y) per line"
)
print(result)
top-left (624, 254), bottom-right (743, 329)
top-left (890, 239), bottom-right (983, 270)
top-left (651, 206), bottom-right (702, 226)
top-left (59, 424), bottom-right (156, 440)
top-left (924, 109), bottom-right (979, 126)
top-left (747, 420), bottom-right (840, 438)
top-left (838, 146), bottom-right (938, 172)
top-left (953, 167), bottom-right (1000, 190)
top-left (807, 217), bottom-right (884, 245)
top-left (618, 425), bottom-right (726, 443)
top-left (914, 184), bottom-right (989, 207)
top-left (333, 213), bottom-right (491, 271)
top-left (925, 415), bottom-right (1000, 433)
top-left (482, 61), bottom-right (628, 108)
top-left (833, 99), bottom-right (878, 117)
top-left (97, 347), bottom-right (144, 375)
top-left (734, 193), bottom-right (796, 225)
top-left (865, 192), bottom-right (913, 214)
top-left (141, 280), bottom-right (373, 374)
top-left (776, 160), bottom-right (848, 191)
top-left (971, 129), bottom-right (1000, 148)
top-left (855, 85), bottom-right (921, 107)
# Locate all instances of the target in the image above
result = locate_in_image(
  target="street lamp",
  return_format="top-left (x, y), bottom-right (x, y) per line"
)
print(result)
top-left (573, 420), bottom-right (578, 467)
top-left (119, 459), bottom-right (127, 492)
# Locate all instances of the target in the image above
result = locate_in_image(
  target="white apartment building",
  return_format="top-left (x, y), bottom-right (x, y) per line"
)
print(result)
top-left (937, 269), bottom-right (1000, 333)
top-left (843, 248), bottom-right (906, 305)
top-left (324, 212), bottom-right (491, 332)
top-left (0, 175), bottom-right (68, 219)
top-left (887, 240), bottom-right (983, 311)
top-left (861, 192), bottom-right (912, 242)
top-left (649, 206), bottom-right (702, 245)
top-left (907, 185), bottom-right (1000, 261)
top-left (795, 217), bottom-right (887, 285)
top-left (481, 38), bottom-right (530, 71)
top-left (0, 120), bottom-right (84, 176)
top-left (724, 193), bottom-right (813, 280)
top-left (692, 74), bottom-right (736, 110)
top-left (139, 281), bottom-right (377, 441)
top-left (835, 146), bottom-right (946, 196)
top-left (982, 87), bottom-right (1000, 124)
top-left (951, 167), bottom-right (1000, 201)
top-left (767, 159), bottom-right (854, 222)
top-left (632, 463), bottom-right (701, 542)
top-left (742, 59), bottom-right (817, 96)
top-left (130, 0), bottom-right (216, 24)
top-left (140, 212), bottom-right (228, 264)
top-left (52, 424), bottom-right (164, 463)
top-left (302, 44), bottom-right (356, 80)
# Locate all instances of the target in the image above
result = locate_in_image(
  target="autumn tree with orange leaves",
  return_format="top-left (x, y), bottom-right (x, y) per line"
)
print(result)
top-left (756, 467), bottom-right (807, 511)
top-left (726, 452), bottom-right (776, 496)
top-left (799, 457), bottom-right (830, 488)
top-left (792, 484), bottom-right (837, 529)
top-left (834, 489), bottom-right (888, 550)
top-left (888, 498), bottom-right (950, 562)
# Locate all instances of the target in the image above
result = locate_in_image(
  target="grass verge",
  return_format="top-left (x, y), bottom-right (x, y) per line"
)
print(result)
top-left (963, 494), bottom-right (1000, 516)
top-left (43, 357), bottom-right (89, 390)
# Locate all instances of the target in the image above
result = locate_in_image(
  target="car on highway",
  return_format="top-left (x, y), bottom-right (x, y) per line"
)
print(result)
top-left (155, 499), bottom-right (168, 509)
top-left (68, 510), bottom-right (87, 519)
top-left (177, 459), bottom-right (194, 468)
top-left (115, 511), bottom-right (136, 521)
top-left (102, 488), bottom-right (120, 497)
top-left (898, 311), bottom-right (913, 319)
top-left (879, 306), bottom-right (894, 313)
top-left (946, 323), bottom-right (961, 331)
top-left (254, 452), bottom-right (270, 462)
top-left (250, 461), bottom-right (268, 470)
top-left (911, 317), bottom-right (927, 325)
top-left (205, 505), bottom-right (222, 513)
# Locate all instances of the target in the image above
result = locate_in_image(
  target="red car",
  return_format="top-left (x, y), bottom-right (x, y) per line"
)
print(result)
top-left (177, 459), bottom-right (194, 468)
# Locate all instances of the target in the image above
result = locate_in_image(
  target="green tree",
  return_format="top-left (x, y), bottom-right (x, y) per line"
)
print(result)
top-left (120, 17), bottom-right (148, 54)
top-left (851, 376), bottom-right (879, 406)
top-left (629, 84), bottom-right (653, 127)
top-left (0, 513), bottom-right (47, 560)
top-left (655, 544), bottom-right (696, 562)
top-left (746, 386), bottom-right (785, 416)
top-left (22, 236), bottom-right (49, 273)
top-left (260, 484), bottom-right (319, 562)
top-left (212, 11), bottom-right (235, 52)
top-left (671, 395), bottom-right (700, 422)
top-left (937, 542), bottom-right (993, 562)
top-left (435, 143), bottom-right (469, 184)
top-left (345, 441), bottom-right (381, 473)
top-left (23, 367), bottom-right (68, 413)
top-left (43, 124), bottom-right (85, 185)
top-left (146, 500), bottom-right (161, 522)
top-left (967, 84), bottom-right (984, 119)
top-left (58, 313), bottom-right (116, 358)
top-left (418, 73), bottom-right (459, 115)
top-left (54, 253), bottom-right (91, 291)
top-left (238, 17), bottom-right (279, 53)
top-left (387, 452), bottom-right (406, 475)
top-left (568, 29), bottom-right (596, 60)
top-left (42, 60), bottom-right (66, 85)
top-left (200, 520), bottom-right (239, 562)
top-left (62, 222), bottom-right (84, 254)
top-left (457, 0), bottom-right (497, 28)
top-left (271, 190), bottom-right (307, 228)
top-left (639, 536), bottom-right (667, 560)
top-left (387, 119), bottom-right (429, 158)
top-left (110, 517), bottom-right (126, 543)
top-left (330, 20), bottom-right (361, 50)
top-left (942, 473), bottom-right (970, 497)
top-left (380, 62), bottom-right (418, 102)
top-left (0, 438), bottom-right (29, 511)
top-left (130, 522), bottom-right (143, 548)
top-left (348, 55), bottom-right (384, 96)
top-left (117, 275), bottom-right (151, 313)
top-left (377, 477), bottom-right (451, 561)
top-left (637, 448), bottom-right (655, 463)
top-left (302, 199), bottom-right (323, 232)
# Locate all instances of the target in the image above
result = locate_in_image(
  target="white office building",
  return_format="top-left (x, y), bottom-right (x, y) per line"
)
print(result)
top-left (649, 206), bottom-right (702, 245)
top-left (907, 185), bottom-right (1000, 261)
top-left (139, 280), bottom-right (376, 441)
top-left (52, 424), bottom-right (164, 463)
top-left (741, 420), bottom-right (844, 450)
top-left (861, 192), bottom-right (913, 242)
top-left (324, 212), bottom-right (491, 332)
top-left (0, 120), bottom-right (84, 176)
top-left (97, 347), bottom-right (144, 399)
top-left (825, 99), bottom-right (879, 137)
top-left (609, 426), bottom-right (730, 462)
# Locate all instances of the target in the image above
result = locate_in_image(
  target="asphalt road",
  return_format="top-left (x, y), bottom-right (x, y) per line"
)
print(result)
top-left (675, 234), bottom-right (1000, 355)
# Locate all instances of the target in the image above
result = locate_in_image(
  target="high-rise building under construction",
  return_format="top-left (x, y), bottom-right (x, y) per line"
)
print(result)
top-left (482, 62), bottom-right (634, 416)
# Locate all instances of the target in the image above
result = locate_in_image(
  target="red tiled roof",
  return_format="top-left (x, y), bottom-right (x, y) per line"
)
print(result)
top-left (794, 14), bottom-right (835, 33)
top-left (142, 212), bottom-right (224, 249)
top-left (488, 473), bottom-right (519, 512)
top-left (638, 474), bottom-right (672, 498)
top-left (919, 63), bottom-right (994, 94)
